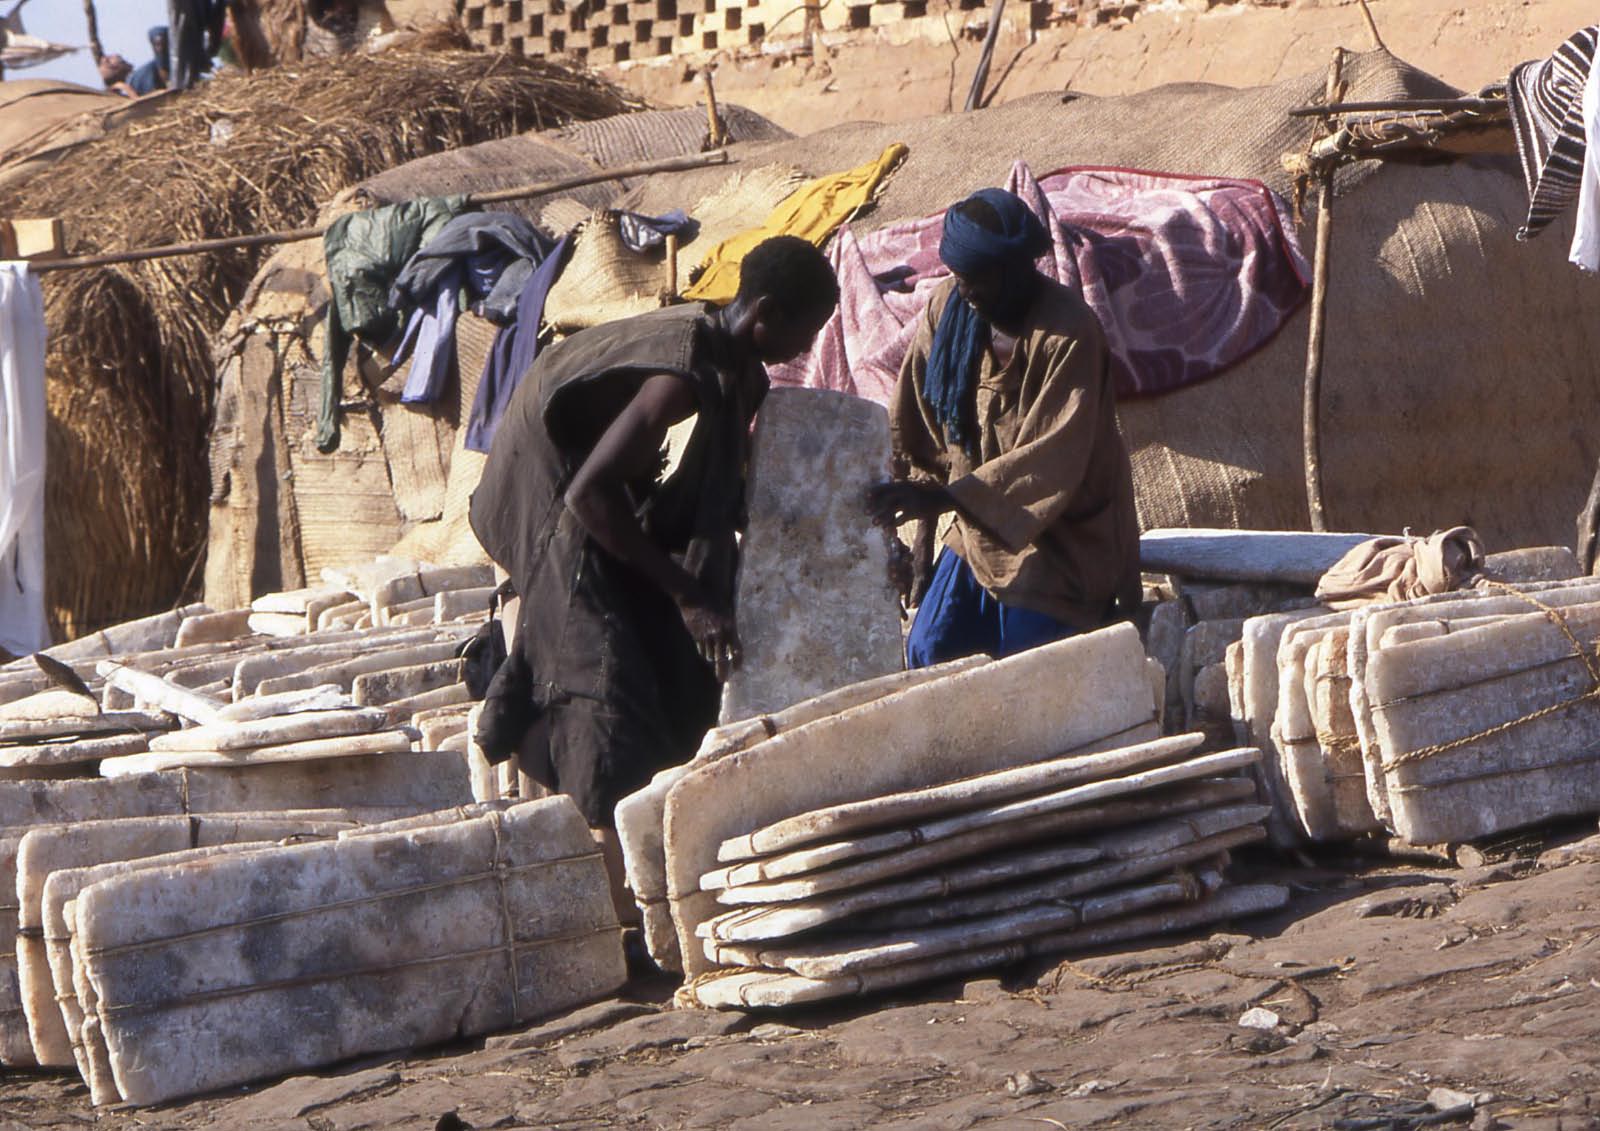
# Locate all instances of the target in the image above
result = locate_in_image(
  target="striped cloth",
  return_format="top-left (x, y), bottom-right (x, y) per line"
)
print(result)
top-left (1508, 26), bottom-right (1599, 240)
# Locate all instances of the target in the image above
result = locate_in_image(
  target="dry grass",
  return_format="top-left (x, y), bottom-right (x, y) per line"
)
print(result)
top-left (0, 49), bottom-right (641, 639)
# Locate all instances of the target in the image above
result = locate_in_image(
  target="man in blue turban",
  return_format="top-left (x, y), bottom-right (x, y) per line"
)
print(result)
top-left (867, 187), bottom-right (1140, 667)
top-left (127, 27), bottom-right (171, 96)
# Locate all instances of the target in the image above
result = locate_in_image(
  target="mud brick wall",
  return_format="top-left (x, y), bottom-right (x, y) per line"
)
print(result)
top-left (459, 0), bottom-right (1068, 65)
top-left (458, 0), bottom-right (1280, 65)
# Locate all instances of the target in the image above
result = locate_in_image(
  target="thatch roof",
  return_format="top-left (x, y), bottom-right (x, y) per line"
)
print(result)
top-left (0, 50), bottom-right (639, 641)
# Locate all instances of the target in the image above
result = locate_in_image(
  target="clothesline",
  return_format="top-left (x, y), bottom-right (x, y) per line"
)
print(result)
top-left (26, 149), bottom-right (732, 275)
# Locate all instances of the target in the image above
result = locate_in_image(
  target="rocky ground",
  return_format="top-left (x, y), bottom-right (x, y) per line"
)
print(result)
top-left (6, 828), bottom-right (1600, 1130)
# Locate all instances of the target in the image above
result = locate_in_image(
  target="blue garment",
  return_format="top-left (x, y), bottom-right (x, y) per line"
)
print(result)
top-left (906, 549), bottom-right (1075, 669)
top-left (128, 60), bottom-right (166, 95)
top-left (617, 209), bottom-right (696, 253)
top-left (128, 26), bottom-right (169, 95)
top-left (465, 234), bottom-right (572, 453)
top-left (922, 285), bottom-right (986, 456)
top-left (923, 188), bottom-right (1052, 457)
top-left (389, 211), bottom-right (556, 406)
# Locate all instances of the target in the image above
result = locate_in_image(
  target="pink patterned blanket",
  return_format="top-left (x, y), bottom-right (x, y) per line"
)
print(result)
top-left (767, 162), bottom-right (1310, 406)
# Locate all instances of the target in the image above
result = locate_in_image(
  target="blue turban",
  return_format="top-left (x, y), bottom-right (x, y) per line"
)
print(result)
top-left (923, 189), bottom-right (1051, 456)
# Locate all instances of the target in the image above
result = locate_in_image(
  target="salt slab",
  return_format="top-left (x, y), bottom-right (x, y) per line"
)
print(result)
top-left (615, 657), bottom-right (986, 972)
top-left (99, 729), bottom-right (415, 775)
top-left (664, 625), bottom-right (1164, 975)
top-left (19, 812), bottom-right (362, 1066)
top-left (1140, 529), bottom-right (1376, 585)
top-left (854, 823), bottom-right (1259, 930)
top-left (1370, 605), bottom-right (1600, 842)
top-left (715, 732), bottom-right (1209, 864)
top-left (710, 871), bottom-right (1216, 976)
top-left (75, 797), bottom-right (624, 1106)
top-left (147, 707), bottom-right (392, 752)
top-left (701, 799), bottom-right (1266, 942)
top-left (687, 883), bottom-right (1291, 1009)
top-left (719, 387), bottom-right (903, 723)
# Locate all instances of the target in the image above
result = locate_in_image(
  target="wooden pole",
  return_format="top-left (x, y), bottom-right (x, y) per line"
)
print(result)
top-left (702, 68), bottom-right (727, 148)
top-left (963, 0), bottom-right (1007, 112)
top-left (31, 150), bottom-right (732, 274)
top-left (1356, 0), bottom-right (1386, 52)
top-left (81, 0), bottom-right (105, 65)
top-left (1302, 48), bottom-right (1345, 533)
top-left (664, 231), bottom-right (680, 299)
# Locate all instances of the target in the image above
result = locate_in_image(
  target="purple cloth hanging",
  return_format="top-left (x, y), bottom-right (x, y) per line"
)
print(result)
top-left (465, 234), bottom-right (573, 453)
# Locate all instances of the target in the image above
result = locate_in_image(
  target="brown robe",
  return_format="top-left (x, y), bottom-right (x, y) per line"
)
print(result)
top-left (469, 304), bottom-right (766, 826)
top-left (891, 277), bottom-right (1140, 628)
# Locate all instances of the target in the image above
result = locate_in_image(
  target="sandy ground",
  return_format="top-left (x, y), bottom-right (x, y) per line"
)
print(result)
top-left (6, 827), bottom-right (1600, 1130)
top-left (611, 0), bottom-right (1600, 134)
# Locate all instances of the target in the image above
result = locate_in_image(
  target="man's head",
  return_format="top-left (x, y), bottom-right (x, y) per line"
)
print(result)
top-left (148, 26), bottom-right (170, 63)
top-left (732, 236), bottom-right (839, 364)
top-left (98, 53), bottom-right (133, 86)
top-left (939, 188), bottom-right (1050, 324)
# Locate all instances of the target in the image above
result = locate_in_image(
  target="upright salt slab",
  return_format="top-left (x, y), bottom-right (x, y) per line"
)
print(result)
top-left (1274, 617), bottom-right (1360, 841)
top-left (1350, 581), bottom-right (1600, 823)
top-left (1239, 609), bottom-right (1327, 846)
top-left (615, 657), bottom-right (987, 972)
top-left (50, 842), bottom-right (274, 1102)
top-left (0, 774), bottom-right (189, 1066)
top-left (18, 812), bottom-right (361, 1067)
top-left (76, 797), bottom-right (625, 1107)
top-left (663, 625), bottom-right (1157, 976)
top-left (719, 388), bottom-right (903, 723)
top-left (1304, 630), bottom-right (1381, 839)
top-left (1370, 604), bottom-right (1600, 843)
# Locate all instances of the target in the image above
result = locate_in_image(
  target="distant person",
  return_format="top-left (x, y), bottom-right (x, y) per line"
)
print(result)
top-left (867, 187), bottom-right (1141, 667)
top-left (97, 53), bottom-right (137, 98)
top-left (127, 27), bottom-right (170, 96)
top-left (168, 0), bottom-right (227, 90)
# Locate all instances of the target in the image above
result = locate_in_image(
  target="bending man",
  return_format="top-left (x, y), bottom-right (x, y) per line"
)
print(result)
top-left (868, 188), bottom-right (1140, 667)
top-left (469, 236), bottom-right (838, 889)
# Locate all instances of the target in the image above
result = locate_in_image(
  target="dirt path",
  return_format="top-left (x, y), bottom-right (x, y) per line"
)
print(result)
top-left (8, 838), bottom-right (1600, 1130)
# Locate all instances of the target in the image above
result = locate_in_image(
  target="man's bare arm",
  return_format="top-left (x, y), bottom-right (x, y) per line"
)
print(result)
top-left (564, 372), bottom-right (741, 677)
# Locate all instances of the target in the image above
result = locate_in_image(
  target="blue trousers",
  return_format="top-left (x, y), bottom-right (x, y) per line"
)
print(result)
top-left (906, 550), bottom-right (1076, 668)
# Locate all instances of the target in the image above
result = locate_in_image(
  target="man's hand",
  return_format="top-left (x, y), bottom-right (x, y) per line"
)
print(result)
top-left (676, 590), bottom-right (742, 681)
top-left (866, 480), bottom-right (953, 528)
top-left (886, 537), bottom-right (914, 604)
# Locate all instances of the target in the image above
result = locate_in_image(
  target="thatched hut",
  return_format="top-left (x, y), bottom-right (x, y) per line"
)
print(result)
top-left (205, 47), bottom-right (1600, 606)
top-left (0, 51), bottom-right (639, 640)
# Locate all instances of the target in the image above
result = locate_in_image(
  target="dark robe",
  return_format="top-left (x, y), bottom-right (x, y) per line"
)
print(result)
top-left (469, 304), bottom-right (766, 826)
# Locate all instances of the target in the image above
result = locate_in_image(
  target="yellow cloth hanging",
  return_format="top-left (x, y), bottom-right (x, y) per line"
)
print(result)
top-left (682, 142), bottom-right (910, 305)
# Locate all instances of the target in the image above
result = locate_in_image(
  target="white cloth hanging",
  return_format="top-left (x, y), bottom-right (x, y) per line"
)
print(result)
top-left (1569, 56), bottom-right (1600, 271)
top-left (0, 262), bottom-right (49, 656)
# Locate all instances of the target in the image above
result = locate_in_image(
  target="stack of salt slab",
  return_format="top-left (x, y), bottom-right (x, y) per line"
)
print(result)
top-left (1230, 549), bottom-right (1597, 846)
top-left (623, 624), bottom-right (1288, 1008)
top-left (0, 558), bottom-right (502, 1068)
top-left (39, 798), bottom-right (623, 1106)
